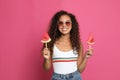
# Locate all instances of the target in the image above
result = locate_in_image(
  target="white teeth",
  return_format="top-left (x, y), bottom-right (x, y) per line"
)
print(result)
top-left (62, 28), bottom-right (67, 31)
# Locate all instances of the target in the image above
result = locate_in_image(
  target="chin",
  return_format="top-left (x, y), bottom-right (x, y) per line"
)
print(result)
top-left (61, 32), bottom-right (70, 35)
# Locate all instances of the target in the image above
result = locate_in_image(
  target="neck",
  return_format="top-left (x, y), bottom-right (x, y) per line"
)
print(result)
top-left (59, 34), bottom-right (70, 41)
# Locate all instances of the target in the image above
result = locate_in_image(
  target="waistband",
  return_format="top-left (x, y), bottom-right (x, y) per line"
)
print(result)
top-left (53, 70), bottom-right (80, 78)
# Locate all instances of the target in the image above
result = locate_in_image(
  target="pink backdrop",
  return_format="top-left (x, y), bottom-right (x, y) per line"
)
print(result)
top-left (0, 0), bottom-right (120, 80)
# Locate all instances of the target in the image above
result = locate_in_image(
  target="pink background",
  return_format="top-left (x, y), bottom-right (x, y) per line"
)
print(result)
top-left (0, 0), bottom-right (120, 80)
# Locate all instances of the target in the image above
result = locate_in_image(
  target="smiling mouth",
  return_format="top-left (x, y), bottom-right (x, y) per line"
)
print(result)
top-left (62, 28), bottom-right (67, 31)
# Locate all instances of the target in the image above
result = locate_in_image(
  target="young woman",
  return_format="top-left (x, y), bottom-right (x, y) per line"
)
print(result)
top-left (42, 10), bottom-right (93, 80)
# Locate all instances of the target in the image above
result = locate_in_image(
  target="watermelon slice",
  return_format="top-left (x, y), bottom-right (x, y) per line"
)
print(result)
top-left (87, 32), bottom-right (95, 45)
top-left (41, 32), bottom-right (51, 43)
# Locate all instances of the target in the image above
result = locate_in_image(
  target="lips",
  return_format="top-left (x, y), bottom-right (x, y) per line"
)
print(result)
top-left (60, 27), bottom-right (68, 31)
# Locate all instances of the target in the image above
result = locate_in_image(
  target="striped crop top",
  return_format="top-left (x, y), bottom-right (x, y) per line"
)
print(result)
top-left (52, 45), bottom-right (78, 74)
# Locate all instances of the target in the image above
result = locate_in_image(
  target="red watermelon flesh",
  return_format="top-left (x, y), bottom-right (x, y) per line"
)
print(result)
top-left (41, 32), bottom-right (51, 43)
top-left (87, 33), bottom-right (95, 45)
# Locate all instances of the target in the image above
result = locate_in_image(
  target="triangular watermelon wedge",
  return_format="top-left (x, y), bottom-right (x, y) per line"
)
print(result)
top-left (41, 32), bottom-right (51, 43)
top-left (87, 32), bottom-right (95, 45)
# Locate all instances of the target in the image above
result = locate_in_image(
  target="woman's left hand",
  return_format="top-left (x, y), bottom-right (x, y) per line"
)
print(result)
top-left (85, 48), bottom-right (93, 59)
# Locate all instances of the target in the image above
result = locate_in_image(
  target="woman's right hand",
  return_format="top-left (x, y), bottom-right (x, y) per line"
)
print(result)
top-left (42, 48), bottom-right (51, 59)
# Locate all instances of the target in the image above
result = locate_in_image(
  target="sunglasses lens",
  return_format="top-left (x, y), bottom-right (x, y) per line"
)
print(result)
top-left (66, 22), bottom-right (71, 26)
top-left (58, 21), bottom-right (71, 26)
top-left (58, 21), bottom-right (63, 26)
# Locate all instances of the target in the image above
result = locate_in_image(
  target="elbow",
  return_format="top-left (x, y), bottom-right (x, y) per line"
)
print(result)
top-left (43, 68), bottom-right (50, 71)
top-left (43, 64), bottom-right (51, 71)
top-left (78, 65), bottom-right (85, 73)
top-left (78, 68), bottom-right (84, 73)
top-left (79, 69), bottom-right (84, 73)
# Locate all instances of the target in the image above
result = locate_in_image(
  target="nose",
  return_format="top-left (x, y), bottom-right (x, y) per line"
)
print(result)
top-left (63, 23), bottom-right (65, 27)
top-left (63, 22), bottom-right (67, 27)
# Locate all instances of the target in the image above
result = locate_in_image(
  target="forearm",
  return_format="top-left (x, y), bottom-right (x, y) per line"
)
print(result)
top-left (78, 56), bottom-right (88, 73)
top-left (43, 58), bottom-right (51, 71)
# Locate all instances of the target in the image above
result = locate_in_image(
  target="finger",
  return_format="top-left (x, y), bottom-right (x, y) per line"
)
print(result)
top-left (87, 50), bottom-right (93, 55)
top-left (44, 48), bottom-right (48, 50)
top-left (87, 47), bottom-right (93, 50)
top-left (87, 49), bottom-right (94, 54)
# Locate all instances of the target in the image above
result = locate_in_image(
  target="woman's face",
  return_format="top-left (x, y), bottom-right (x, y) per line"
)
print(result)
top-left (57, 15), bottom-right (72, 35)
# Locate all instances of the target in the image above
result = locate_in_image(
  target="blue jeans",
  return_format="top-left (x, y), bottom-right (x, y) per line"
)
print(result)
top-left (52, 70), bottom-right (82, 80)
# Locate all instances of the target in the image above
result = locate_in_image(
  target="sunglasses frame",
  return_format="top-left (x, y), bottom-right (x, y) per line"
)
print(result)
top-left (57, 21), bottom-right (72, 26)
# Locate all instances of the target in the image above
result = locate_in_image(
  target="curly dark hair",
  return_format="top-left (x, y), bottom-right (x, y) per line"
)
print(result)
top-left (43, 10), bottom-right (82, 55)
